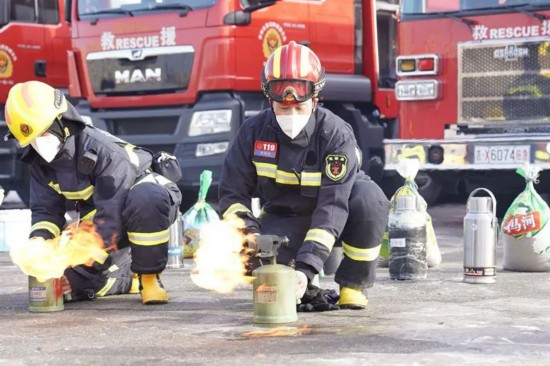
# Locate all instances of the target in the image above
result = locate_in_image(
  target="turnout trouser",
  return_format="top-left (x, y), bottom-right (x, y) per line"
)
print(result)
top-left (261, 177), bottom-right (389, 289)
top-left (123, 173), bottom-right (182, 274)
top-left (64, 173), bottom-right (182, 299)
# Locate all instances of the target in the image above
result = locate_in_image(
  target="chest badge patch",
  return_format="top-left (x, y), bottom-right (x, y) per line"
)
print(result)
top-left (254, 140), bottom-right (278, 158)
top-left (325, 155), bottom-right (347, 181)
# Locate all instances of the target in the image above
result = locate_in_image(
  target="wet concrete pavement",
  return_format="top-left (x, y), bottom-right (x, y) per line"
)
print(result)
top-left (1, 203), bottom-right (550, 365)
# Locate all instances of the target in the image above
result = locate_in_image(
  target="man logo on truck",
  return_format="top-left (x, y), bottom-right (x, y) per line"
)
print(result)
top-left (115, 68), bottom-right (162, 84)
top-left (130, 49), bottom-right (144, 61)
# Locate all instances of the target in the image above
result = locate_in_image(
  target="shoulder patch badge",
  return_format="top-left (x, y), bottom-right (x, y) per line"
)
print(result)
top-left (325, 155), bottom-right (347, 181)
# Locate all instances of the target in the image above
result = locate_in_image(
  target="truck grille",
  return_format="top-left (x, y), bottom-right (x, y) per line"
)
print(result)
top-left (86, 46), bottom-right (194, 96)
top-left (458, 40), bottom-right (550, 123)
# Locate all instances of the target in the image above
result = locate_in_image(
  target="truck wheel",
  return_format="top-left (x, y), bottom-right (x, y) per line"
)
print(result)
top-left (494, 193), bottom-right (516, 220)
top-left (383, 173), bottom-right (442, 206)
top-left (415, 172), bottom-right (442, 206)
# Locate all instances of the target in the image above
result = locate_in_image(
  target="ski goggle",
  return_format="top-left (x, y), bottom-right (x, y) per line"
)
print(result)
top-left (265, 79), bottom-right (316, 103)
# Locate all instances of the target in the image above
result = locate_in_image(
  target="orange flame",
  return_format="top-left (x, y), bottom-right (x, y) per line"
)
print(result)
top-left (241, 325), bottom-right (311, 338)
top-left (10, 221), bottom-right (111, 282)
top-left (190, 215), bottom-right (254, 293)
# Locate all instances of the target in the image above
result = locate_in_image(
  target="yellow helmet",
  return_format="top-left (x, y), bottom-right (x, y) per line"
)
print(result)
top-left (5, 81), bottom-right (68, 147)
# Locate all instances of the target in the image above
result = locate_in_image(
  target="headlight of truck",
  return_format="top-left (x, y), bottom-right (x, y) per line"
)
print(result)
top-left (189, 110), bottom-right (232, 136)
top-left (196, 141), bottom-right (230, 157)
top-left (395, 80), bottom-right (439, 101)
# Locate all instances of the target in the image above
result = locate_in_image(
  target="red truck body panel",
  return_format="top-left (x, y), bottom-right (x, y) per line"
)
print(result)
top-left (0, 0), bottom-right (70, 104)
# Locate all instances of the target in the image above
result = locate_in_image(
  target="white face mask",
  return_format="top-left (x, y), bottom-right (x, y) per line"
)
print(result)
top-left (275, 114), bottom-right (311, 139)
top-left (31, 134), bottom-right (62, 163)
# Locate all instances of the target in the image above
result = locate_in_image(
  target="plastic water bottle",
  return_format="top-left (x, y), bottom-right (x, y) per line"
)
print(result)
top-left (388, 195), bottom-right (428, 280)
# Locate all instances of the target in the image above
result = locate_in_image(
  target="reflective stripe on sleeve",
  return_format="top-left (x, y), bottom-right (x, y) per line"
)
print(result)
top-left (223, 203), bottom-right (251, 219)
top-left (30, 221), bottom-right (61, 237)
top-left (48, 182), bottom-right (94, 201)
top-left (81, 209), bottom-right (97, 221)
top-left (91, 248), bottom-right (109, 265)
top-left (128, 229), bottom-right (170, 246)
top-left (304, 228), bottom-right (335, 250)
top-left (343, 242), bottom-right (381, 262)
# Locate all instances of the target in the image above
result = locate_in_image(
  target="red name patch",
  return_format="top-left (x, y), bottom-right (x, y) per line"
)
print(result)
top-left (254, 141), bottom-right (277, 158)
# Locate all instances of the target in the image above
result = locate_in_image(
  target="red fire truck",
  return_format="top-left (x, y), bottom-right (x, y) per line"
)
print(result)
top-left (390, 0), bottom-right (550, 205)
top-left (67, 0), bottom-right (398, 200)
top-left (0, 0), bottom-right (71, 206)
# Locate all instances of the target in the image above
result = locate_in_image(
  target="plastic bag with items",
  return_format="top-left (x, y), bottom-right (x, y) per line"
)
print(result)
top-left (379, 158), bottom-right (441, 268)
top-left (182, 170), bottom-right (220, 258)
top-left (502, 165), bottom-right (550, 271)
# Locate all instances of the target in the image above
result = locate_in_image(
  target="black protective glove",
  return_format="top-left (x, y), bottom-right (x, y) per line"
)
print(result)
top-left (297, 284), bottom-right (340, 312)
top-left (64, 288), bottom-right (97, 303)
top-left (237, 211), bottom-right (262, 235)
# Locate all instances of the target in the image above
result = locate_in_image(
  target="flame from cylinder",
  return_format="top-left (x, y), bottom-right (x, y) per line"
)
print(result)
top-left (190, 215), bottom-right (254, 293)
top-left (9, 221), bottom-right (111, 282)
top-left (241, 325), bottom-right (311, 338)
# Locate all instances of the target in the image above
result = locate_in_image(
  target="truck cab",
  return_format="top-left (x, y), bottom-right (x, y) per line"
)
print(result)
top-left (68, 0), bottom-right (398, 199)
top-left (0, 0), bottom-right (71, 206)
top-left (390, 0), bottom-right (550, 205)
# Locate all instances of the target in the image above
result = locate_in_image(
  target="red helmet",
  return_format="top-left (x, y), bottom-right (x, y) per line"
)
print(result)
top-left (261, 41), bottom-right (325, 104)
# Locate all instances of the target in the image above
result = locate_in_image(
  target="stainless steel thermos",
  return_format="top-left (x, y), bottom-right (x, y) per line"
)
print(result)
top-left (463, 188), bottom-right (498, 284)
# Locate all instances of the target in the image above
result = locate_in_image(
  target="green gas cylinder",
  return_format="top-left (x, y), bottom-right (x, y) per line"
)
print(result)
top-left (252, 258), bottom-right (297, 324)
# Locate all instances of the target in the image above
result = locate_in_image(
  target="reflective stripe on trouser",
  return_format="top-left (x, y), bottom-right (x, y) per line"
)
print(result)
top-left (122, 175), bottom-right (181, 274)
top-left (335, 178), bottom-right (389, 290)
top-left (259, 177), bottom-right (389, 290)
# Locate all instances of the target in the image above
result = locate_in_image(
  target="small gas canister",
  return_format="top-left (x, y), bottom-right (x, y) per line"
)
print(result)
top-left (28, 276), bottom-right (64, 313)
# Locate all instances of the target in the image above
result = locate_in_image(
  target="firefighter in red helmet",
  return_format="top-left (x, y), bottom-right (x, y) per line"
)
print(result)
top-left (219, 41), bottom-right (390, 311)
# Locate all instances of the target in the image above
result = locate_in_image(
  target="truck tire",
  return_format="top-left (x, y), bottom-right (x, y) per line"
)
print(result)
top-left (383, 172), bottom-right (442, 207)
top-left (416, 172), bottom-right (443, 206)
top-left (494, 193), bottom-right (516, 220)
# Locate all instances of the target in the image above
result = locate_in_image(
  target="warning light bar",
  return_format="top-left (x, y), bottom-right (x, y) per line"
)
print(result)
top-left (396, 54), bottom-right (440, 76)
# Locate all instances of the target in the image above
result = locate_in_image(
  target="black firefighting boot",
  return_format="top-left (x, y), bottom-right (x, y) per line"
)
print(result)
top-left (129, 273), bottom-right (140, 294)
top-left (139, 274), bottom-right (168, 305)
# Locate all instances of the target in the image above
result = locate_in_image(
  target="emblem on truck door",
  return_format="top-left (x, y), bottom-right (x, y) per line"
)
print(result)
top-left (259, 22), bottom-right (287, 59)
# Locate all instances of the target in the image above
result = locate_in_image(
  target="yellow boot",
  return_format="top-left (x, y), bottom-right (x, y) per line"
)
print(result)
top-left (338, 287), bottom-right (368, 310)
top-left (129, 273), bottom-right (140, 294)
top-left (139, 274), bottom-right (168, 305)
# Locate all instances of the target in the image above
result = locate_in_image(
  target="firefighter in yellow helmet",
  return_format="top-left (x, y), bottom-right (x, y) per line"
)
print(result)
top-left (5, 81), bottom-right (182, 304)
top-left (219, 42), bottom-right (390, 311)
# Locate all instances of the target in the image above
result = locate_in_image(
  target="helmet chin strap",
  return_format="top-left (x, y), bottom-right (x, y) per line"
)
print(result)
top-left (47, 117), bottom-right (65, 143)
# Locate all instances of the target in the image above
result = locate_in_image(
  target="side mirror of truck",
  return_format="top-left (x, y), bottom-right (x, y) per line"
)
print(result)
top-left (224, 0), bottom-right (279, 25)
top-left (64, 0), bottom-right (72, 23)
top-left (0, 1), bottom-right (9, 27)
top-left (243, 0), bottom-right (279, 12)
